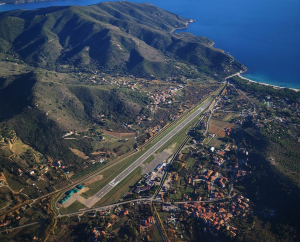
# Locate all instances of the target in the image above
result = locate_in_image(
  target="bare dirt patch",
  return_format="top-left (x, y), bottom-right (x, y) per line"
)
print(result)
top-left (164, 143), bottom-right (177, 155)
top-left (10, 139), bottom-right (29, 155)
top-left (227, 123), bottom-right (236, 129)
top-left (210, 119), bottom-right (230, 129)
top-left (209, 124), bottom-right (220, 134)
top-left (84, 174), bottom-right (104, 186)
top-left (102, 130), bottom-right (135, 139)
top-left (216, 129), bottom-right (226, 138)
top-left (67, 172), bottom-right (74, 178)
top-left (209, 124), bottom-right (226, 137)
top-left (91, 151), bottom-right (106, 156)
top-left (69, 148), bottom-right (89, 160)
top-left (0, 173), bottom-right (7, 183)
top-left (209, 119), bottom-right (237, 138)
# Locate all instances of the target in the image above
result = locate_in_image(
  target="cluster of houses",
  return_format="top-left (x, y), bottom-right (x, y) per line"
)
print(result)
top-left (212, 192), bottom-right (226, 199)
top-left (225, 128), bottom-right (232, 136)
top-left (217, 176), bottom-right (228, 188)
top-left (212, 156), bottom-right (225, 166)
top-left (141, 216), bottom-right (155, 227)
top-left (89, 204), bottom-right (156, 241)
top-left (162, 85), bottom-right (295, 238)
top-left (16, 163), bottom-right (50, 183)
top-left (235, 170), bottom-right (247, 181)
top-left (145, 125), bottom-right (162, 136)
top-left (136, 85), bottom-right (185, 125)
top-left (288, 102), bottom-right (300, 117)
top-left (230, 193), bottom-right (250, 215)
top-left (201, 170), bottom-right (218, 184)
top-left (148, 85), bottom-right (184, 108)
top-left (0, 204), bottom-right (32, 230)
top-left (181, 202), bottom-right (236, 235)
top-left (83, 70), bottom-right (140, 89)
top-left (0, 220), bottom-right (11, 227)
top-left (181, 193), bottom-right (250, 237)
top-left (91, 227), bottom-right (109, 242)
top-left (136, 114), bottom-right (152, 125)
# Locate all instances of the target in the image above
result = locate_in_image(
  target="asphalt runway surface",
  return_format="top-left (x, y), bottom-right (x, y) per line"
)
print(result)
top-left (85, 100), bottom-right (211, 207)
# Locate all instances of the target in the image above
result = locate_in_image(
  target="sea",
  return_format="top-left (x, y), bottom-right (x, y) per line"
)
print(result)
top-left (1, 0), bottom-right (300, 89)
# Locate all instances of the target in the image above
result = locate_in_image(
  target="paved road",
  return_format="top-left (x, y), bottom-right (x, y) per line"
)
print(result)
top-left (84, 100), bottom-right (211, 207)
top-left (57, 198), bottom-right (151, 218)
top-left (0, 222), bottom-right (39, 234)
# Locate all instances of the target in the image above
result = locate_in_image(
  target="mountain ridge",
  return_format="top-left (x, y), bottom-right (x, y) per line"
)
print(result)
top-left (0, 1), bottom-right (245, 163)
top-left (0, 1), bottom-right (245, 77)
top-left (0, 0), bottom-right (68, 4)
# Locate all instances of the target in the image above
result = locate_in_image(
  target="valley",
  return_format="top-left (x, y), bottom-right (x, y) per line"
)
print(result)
top-left (0, 2), bottom-right (299, 242)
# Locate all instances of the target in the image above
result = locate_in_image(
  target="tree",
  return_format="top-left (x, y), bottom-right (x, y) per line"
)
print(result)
top-left (190, 129), bottom-right (204, 140)
top-left (172, 162), bottom-right (182, 172)
top-left (119, 225), bottom-right (138, 241)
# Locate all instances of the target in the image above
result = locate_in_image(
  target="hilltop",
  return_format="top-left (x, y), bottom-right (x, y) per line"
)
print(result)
top-left (0, 0), bottom-right (64, 4)
top-left (0, 1), bottom-right (244, 77)
top-left (0, 2), bottom-right (245, 160)
top-left (0, 1), bottom-right (246, 180)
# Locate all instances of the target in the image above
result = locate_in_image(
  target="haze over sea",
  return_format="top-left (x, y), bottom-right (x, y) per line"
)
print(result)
top-left (1, 0), bottom-right (300, 89)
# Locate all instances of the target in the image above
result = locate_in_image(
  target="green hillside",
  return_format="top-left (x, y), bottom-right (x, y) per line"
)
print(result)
top-left (0, 1), bottom-right (245, 166)
top-left (0, 1), bottom-right (245, 77)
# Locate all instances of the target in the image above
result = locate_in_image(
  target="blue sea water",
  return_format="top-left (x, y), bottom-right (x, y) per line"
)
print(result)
top-left (1, 0), bottom-right (300, 89)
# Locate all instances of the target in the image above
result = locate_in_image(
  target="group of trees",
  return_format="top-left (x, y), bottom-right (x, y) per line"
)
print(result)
top-left (231, 77), bottom-right (300, 103)
top-left (190, 127), bottom-right (205, 141)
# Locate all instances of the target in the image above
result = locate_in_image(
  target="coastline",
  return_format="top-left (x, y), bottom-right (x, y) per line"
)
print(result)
top-left (171, 16), bottom-right (299, 92)
top-left (170, 22), bottom-right (189, 33)
top-left (172, 21), bottom-right (298, 92)
top-left (237, 72), bottom-right (299, 92)
top-left (171, 19), bottom-right (196, 33)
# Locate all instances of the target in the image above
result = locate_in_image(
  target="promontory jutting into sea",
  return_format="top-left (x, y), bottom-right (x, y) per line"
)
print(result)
top-left (0, 0), bottom-right (299, 89)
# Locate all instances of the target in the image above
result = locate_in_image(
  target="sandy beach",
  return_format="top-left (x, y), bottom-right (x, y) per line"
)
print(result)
top-left (236, 72), bottom-right (300, 92)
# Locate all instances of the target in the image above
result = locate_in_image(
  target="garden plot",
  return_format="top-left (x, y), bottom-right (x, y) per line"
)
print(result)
top-left (209, 118), bottom-right (236, 137)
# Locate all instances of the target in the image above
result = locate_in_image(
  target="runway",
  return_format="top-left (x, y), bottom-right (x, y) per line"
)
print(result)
top-left (84, 100), bottom-right (211, 207)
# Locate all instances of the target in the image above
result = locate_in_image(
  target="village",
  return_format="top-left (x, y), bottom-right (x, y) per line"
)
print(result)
top-left (58, 81), bottom-right (300, 241)
top-left (1, 78), bottom-right (300, 241)
top-left (58, 82), bottom-right (257, 241)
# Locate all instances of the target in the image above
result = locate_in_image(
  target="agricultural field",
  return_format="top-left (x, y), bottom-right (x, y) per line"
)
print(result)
top-left (207, 136), bottom-right (227, 149)
top-left (222, 112), bottom-right (239, 122)
top-left (10, 139), bottom-right (30, 155)
top-left (208, 117), bottom-right (237, 138)
top-left (102, 130), bottom-right (136, 139)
